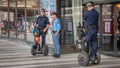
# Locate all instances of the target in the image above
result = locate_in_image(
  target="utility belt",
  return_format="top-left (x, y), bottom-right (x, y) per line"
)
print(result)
top-left (37, 26), bottom-right (46, 34)
top-left (37, 26), bottom-right (46, 30)
top-left (87, 25), bottom-right (97, 30)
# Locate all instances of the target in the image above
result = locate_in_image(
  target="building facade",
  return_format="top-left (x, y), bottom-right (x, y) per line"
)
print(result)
top-left (83, 0), bottom-right (120, 56)
top-left (56, 0), bottom-right (83, 45)
top-left (0, 0), bottom-right (120, 55)
top-left (56, 0), bottom-right (120, 55)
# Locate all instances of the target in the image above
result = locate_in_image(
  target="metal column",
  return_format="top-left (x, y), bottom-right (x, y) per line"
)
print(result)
top-left (113, 4), bottom-right (118, 56)
top-left (7, 0), bottom-right (10, 38)
top-left (39, 0), bottom-right (41, 14)
top-left (0, 0), bottom-right (2, 39)
top-left (34, 10), bottom-right (36, 21)
top-left (0, 1), bottom-right (1, 21)
top-left (99, 4), bottom-right (102, 52)
top-left (15, 0), bottom-right (18, 39)
top-left (0, 0), bottom-right (2, 22)
top-left (24, 0), bottom-right (27, 40)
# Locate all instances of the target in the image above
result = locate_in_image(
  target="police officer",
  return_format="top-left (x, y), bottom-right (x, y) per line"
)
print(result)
top-left (83, 2), bottom-right (99, 59)
top-left (34, 9), bottom-right (50, 53)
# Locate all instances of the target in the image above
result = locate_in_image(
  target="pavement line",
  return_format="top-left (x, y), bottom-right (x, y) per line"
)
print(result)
top-left (0, 49), bottom-right (29, 51)
top-left (0, 46), bottom-right (30, 49)
top-left (0, 54), bottom-right (32, 59)
top-left (0, 50), bottom-right (29, 52)
top-left (0, 53), bottom-right (77, 58)
top-left (0, 55), bottom-right (118, 63)
top-left (72, 63), bottom-right (120, 68)
top-left (0, 56), bottom-right (120, 67)
top-left (0, 56), bottom-right (54, 62)
top-left (0, 47), bottom-right (29, 50)
top-left (0, 52), bottom-right (30, 56)
top-left (0, 43), bottom-right (9, 44)
top-left (0, 57), bottom-right (76, 66)
top-left (0, 54), bottom-right (31, 58)
top-left (0, 61), bottom-right (77, 68)
top-left (0, 39), bottom-right (30, 48)
top-left (3, 61), bottom-right (120, 68)
top-left (0, 55), bottom-right (78, 62)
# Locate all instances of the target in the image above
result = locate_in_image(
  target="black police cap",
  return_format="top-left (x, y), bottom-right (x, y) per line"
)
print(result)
top-left (40, 9), bottom-right (45, 13)
top-left (87, 2), bottom-right (94, 7)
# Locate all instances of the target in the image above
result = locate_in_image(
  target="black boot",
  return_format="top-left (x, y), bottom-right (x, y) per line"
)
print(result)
top-left (52, 54), bottom-right (57, 57)
top-left (54, 54), bottom-right (60, 58)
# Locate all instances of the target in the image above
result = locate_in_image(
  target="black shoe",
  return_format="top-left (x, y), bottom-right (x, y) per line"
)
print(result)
top-left (54, 54), bottom-right (60, 58)
top-left (52, 54), bottom-right (57, 57)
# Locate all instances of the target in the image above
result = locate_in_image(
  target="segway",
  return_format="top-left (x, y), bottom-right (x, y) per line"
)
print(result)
top-left (31, 27), bottom-right (49, 56)
top-left (76, 23), bottom-right (101, 66)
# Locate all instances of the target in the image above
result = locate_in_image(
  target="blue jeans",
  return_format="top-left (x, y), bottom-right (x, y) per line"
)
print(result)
top-left (52, 33), bottom-right (60, 55)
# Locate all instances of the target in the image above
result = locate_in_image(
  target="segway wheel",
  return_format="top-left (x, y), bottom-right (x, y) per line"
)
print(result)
top-left (78, 51), bottom-right (89, 66)
top-left (31, 45), bottom-right (37, 56)
top-left (94, 51), bottom-right (101, 64)
top-left (43, 45), bottom-right (49, 56)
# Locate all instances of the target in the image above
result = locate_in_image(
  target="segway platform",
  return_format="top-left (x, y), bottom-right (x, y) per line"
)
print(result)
top-left (76, 25), bottom-right (101, 66)
top-left (31, 28), bottom-right (49, 56)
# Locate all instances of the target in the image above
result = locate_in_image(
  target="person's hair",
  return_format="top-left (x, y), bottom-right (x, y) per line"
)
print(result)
top-left (52, 12), bottom-right (58, 16)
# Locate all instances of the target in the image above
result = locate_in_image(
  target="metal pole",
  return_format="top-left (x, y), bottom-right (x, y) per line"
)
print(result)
top-left (99, 4), bottom-right (102, 52)
top-left (24, 0), bottom-right (27, 40)
top-left (15, 0), bottom-right (18, 39)
top-left (34, 10), bottom-right (36, 21)
top-left (114, 4), bottom-right (118, 56)
top-left (39, 0), bottom-right (41, 13)
top-left (0, 2), bottom-right (1, 20)
top-left (0, 0), bottom-right (3, 39)
top-left (7, 0), bottom-right (10, 39)
top-left (0, 1), bottom-right (1, 21)
top-left (0, 0), bottom-right (2, 39)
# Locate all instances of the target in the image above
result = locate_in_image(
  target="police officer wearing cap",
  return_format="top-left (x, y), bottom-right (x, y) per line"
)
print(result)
top-left (34, 9), bottom-right (50, 52)
top-left (83, 2), bottom-right (99, 59)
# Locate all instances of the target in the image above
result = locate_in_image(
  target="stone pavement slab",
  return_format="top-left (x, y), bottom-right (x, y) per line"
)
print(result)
top-left (0, 39), bottom-right (120, 68)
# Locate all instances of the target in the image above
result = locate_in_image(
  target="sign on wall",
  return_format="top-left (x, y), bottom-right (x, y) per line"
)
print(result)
top-left (105, 22), bottom-right (110, 33)
top-left (83, 0), bottom-right (120, 4)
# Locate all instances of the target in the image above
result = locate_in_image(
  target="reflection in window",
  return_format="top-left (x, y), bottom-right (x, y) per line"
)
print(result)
top-left (102, 4), bottom-right (112, 19)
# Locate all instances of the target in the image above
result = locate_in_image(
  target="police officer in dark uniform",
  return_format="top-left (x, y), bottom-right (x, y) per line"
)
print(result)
top-left (83, 2), bottom-right (99, 59)
top-left (34, 9), bottom-right (50, 52)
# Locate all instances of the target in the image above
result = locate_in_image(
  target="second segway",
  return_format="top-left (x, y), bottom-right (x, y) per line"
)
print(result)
top-left (76, 25), bottom-right (101, 66)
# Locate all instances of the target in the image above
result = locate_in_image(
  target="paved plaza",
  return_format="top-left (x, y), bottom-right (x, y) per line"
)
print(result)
top-left (0, 39), bottom-right (120, 68)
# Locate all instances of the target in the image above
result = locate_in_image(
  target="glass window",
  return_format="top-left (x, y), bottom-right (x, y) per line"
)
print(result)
top-left (61, 0), bottom-right (74, 45)
top-left (60, 0), bottom-right (83, 45)
top-left (102, 4), bottom-right (112, 19)
top-left (95, 5), bottom-right (100, 13)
